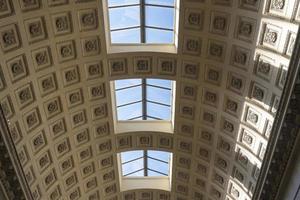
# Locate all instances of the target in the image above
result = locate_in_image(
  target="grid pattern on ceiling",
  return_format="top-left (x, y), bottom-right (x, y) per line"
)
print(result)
top-left (107, 0), bottom-right (175, 44)
top-left (115, 79), bottom-right (173, 120)
top-left (121, 150), bottom-right (171, 176)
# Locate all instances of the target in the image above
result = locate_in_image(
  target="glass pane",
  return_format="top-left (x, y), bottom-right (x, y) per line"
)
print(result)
top-left (147, 79), bottom-right (172, 89)
top-left (109, 6), bottom-right (140, 30)
top-left (117, 102), bottom-right (142, 120)
top-left (145, 28), bottom-right (173, 43)
top-left (145, 6), bottom-right (174, 29)
top-left (147, 86), bottom-right (171, 105)
top-left (121, 151), bottom-right (143, 163)
top-left (116, 86), bottom-right (142, 106)
top-left (148, 158), bottom-right (169, 175)
top-left (148, 151), bottom-right (170, 162)
top-left (111, 28), bottom-right (141, 43)
top-left (145, 0), bottom-right (175, 6)
top-left (126, 170), bottom-right (144, 176)
top-left (122, 158), bottom-right (144, 176)
top-left (148, 170), bottom-right (163, 176)
top-left (115, 79), bottom-right (142, 90)
top-left (147, 102), bottom-right (171, 120)
top-left (108, 0), bottom-right (139, 7)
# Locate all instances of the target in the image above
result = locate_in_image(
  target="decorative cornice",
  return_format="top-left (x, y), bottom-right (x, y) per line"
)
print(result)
top-left (0, 108), bottom-right (31, 200)
top-left (253, 30), bottom-right (300, 200)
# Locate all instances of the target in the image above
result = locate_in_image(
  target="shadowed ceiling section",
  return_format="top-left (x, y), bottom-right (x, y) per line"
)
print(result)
top-left (0, 0), bottom-right (299, 200)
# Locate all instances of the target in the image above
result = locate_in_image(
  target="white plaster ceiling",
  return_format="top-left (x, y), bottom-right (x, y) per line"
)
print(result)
top-left (0, 0), bottom-right (299, 200)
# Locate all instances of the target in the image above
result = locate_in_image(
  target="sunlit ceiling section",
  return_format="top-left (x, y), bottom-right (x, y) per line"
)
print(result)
top-left (0, 0), bottom-right (298, 200)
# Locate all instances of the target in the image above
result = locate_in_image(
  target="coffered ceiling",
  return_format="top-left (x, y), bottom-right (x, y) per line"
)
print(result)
top-left (0, 0), bottom-right (299, 200)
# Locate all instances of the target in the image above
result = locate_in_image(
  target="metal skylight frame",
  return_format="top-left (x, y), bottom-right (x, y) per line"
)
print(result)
top-left (121, 150), bottom-right (171, 177)
top-left (114, 78), bottom-right (173, 121)
top-left (107, 0), bottom-right (175, 44)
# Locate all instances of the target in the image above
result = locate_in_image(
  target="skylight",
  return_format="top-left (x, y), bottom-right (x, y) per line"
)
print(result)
top-left (120, 150), bottom-right (171, 176)
top-left (114, 78), bottom-right (173, 120)
top-left (107, 0), bottom-right (175, 44)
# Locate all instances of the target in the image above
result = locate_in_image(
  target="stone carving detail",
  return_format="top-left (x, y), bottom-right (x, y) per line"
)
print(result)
top-left (23, 107), bottom-right (40, 131)
top-left (202, 109), bottom-right (216, 127)
top-left (256, 55), bottom-right (274, 80)
top-left (32, 46), bottom-right (52, 70)
top-left (0, 24), bottom-right (21, 52)
top-left (66, 88), bottom-right (83, 108)
top-left (84, 177), bottom-right (97, 192)
top-left (89, 83), bottom-right (105, 100)
top-left (1, 95), bottom-right (14, 118)
top-left (224, 96), bottom-right (239, 116)
top-left (15, 83), bottom-right (34, 108)
top-left (158, 58), bottom-right (176, 75)
top-left (78, 9), bottom-right (97, 31)
top-left (182, 61), bottom-right (199, 80)
top-left (37, 73), bottom-right (57, 96)
top-left (184, 9), bottom-right (204, 30)
top-left (183, 36), bottom-right (202, 55)
top-left (203, 89), bottom-right (218, 107)
top-left (92, 103), bottom-right (107, 120)
top-left (271, 0), bottom-right (285, 10)
top-left (134, 57), bottom-right (152, 74)
top-left (263, 28), bottom-right (278, 45)
top-left (62, 65), bottom-right (79, 87)
top-left (59, 156), bottom-right (73, 174)
top-left (78, 146), bottom-right (92, 162)
top-left (75, 129), bottom-right (89, 146)
top-left (180, 104), bottom-right (194, 119)
top-left (239, 0), bottom-right (261, 11)
top-left (24, 17), bottom-right (46, 43)
top-left (231, 45), bottom-right (250, 69)
top-left (158, 135), bottom-right (173, 149)
top-left (0, 0), bottom-right (12, 18)
top-left (236, 16), bottom-right (256, 43)
top-left (227, 72), bottom-right (245, 95)
top-left (251, 82), bottom-right (266, 102)
top-left (182, 84), bottom-right (197, 100)
top-left (49, 118), bottom-right (66, 139)
top-left (215, 154), bottom-right (229, 173)
top-left (43, 169), bottom-right (57, 189)
top-left (55, 138), bottom-right (70, 158)
top-left (44, 97), bottom-right (62, 119)
top-left (51, 12), bottom-right (72, 35)
top-left (109, 58), bottom-right (127, 76)
top-left (48, 0), bottom-right (68, 6)
top-left (9, 122), bottom-right (22, 144)
top-left (31, 131), bottom-right (46, 154)
top-left (99, 155), bottom-right (113, 170)
top-left (81, 36), bottom-right (100, 56)
top-left (210, 11), bottom-right (230, 35)
top-left (85, 61), bottom-right (103, 80)
top-left (56, 40), bottom-right (76, 62)
top-left (246, 107), bottom-right (261, 128)
top-left (137, 135), bottom-right (153, 147)
top-left (64, 172), bottom-right (77, 190)
top-left (19, 0), bottom-right (40, 11)
top-left (37, 151), bottom-right (52, 172)
top-left (68, 187), bottom-right (80, 200)
top-left (207, 39), bottom-right (226, 61)
top-left (94, 122), bottom-right (110, 138)
top-left (81, 162), bottom-right (94, 178)
top-left (49, 185), bottom-right (61, 200)
top-left (6, 54), bottom-right (28, 82)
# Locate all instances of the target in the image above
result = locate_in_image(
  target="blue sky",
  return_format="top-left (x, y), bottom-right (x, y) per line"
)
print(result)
top-left (115, 78), bottom-right (172, 120)
top-left (121, 150), bottom-right (171, 176)
top-left (108, 0), bottom-right (175, 43)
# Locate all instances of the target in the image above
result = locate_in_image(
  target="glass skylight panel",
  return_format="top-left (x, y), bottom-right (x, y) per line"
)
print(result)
top-left (114, 78), bottom-right (173, 120)
top-left (107, 0), bottom-right (176, 44)
top-left (121, 150), bottom-right (171, 177)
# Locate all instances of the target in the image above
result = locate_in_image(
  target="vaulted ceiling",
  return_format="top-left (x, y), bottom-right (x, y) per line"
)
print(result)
top-left (0, 0), bottom-right (299, 200)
